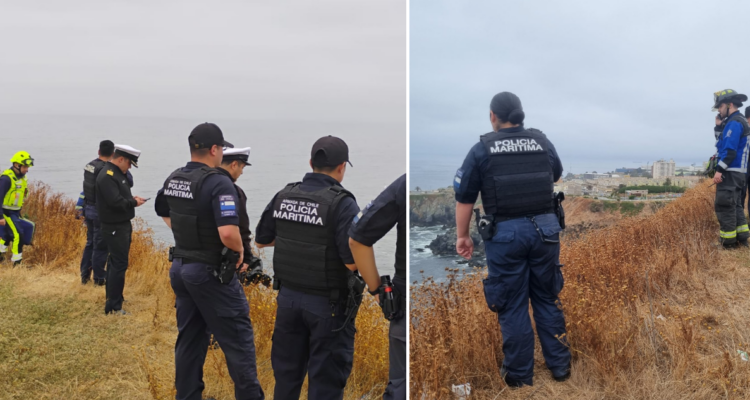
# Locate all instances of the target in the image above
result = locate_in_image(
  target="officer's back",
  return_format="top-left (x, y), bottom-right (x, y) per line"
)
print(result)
top-left (255, 135), bottom-right (360, 400)
top-left (155, 122), bottom-right (264, 400)
top-left (454, 92), bottom-right (570, 387)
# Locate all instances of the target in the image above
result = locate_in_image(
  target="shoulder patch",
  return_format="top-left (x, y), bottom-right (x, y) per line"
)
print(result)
top-left (454, 169), bottom-right (463, 189)
top-left (352, 201), bottom-right (373, 225)
top-left (106, 170), bottom-right (114, 176)
top-left (219, 194), bottom-right (237, 217)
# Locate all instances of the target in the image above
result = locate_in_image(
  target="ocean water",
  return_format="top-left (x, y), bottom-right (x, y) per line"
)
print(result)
top-left (409, 225), bottom-right (475, 283)
top-left (1, 113), bottom-right (405, 276)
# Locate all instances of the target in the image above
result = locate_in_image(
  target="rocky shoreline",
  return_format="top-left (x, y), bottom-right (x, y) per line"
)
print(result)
top-left (411, 188), bottom-right (644, 267)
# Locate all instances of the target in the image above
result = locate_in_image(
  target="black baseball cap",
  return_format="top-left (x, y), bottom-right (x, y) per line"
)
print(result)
top-left (188, 123), bottom-right (234, 149)
top-left (311, 136), bottom-right (352, 167)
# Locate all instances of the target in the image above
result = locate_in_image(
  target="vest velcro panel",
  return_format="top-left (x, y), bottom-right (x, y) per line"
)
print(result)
top-left (479, 129), bottom-right (554, 218)
top-left (272, 183), bottom-right (353, 295)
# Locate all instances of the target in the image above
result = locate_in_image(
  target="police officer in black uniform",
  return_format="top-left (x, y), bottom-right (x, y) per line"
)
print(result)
top-left (219, 147), bottom-right (254, 271)
top-left (95, 144), bottom-right (146, 315)
top-left (255, 136), bottom-right (360, 400)
top-left (155, 123), bottom-right (264, 400)
top-left (80, 140), bottom-right (114, 285)
top-left (454, 92), bottom-right (570, 387)
top-left (348, 173), bottom-right (407, 400)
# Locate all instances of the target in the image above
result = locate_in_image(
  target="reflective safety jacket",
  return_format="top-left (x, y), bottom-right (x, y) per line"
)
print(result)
top-left (1, 169), bottom-right (28, 211)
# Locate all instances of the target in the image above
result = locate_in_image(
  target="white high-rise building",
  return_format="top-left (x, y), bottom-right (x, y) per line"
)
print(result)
top-left (652, 159), bottom-right (676, 178)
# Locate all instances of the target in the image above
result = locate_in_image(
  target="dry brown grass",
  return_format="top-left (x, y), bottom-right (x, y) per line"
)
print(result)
top-left (0, 182), bottom-right (388, 399)
top-left (411, 181), bottom-right (750, 399)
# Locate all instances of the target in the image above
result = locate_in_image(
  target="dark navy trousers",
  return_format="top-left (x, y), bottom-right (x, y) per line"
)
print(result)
top-left (169, 258), bottom-right (264, 400)
top-left (80, 204), bottom-right (108, 283)
top-left (271, 286), bottom-right (356, 400)
top-left (383, 306), bottom-right (406, 400)
top-left (482, 213), bottom-right (570, 385)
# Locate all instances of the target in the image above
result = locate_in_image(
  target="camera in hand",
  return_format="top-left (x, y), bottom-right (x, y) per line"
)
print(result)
top-left (238, 256), bottom-right (272, 287)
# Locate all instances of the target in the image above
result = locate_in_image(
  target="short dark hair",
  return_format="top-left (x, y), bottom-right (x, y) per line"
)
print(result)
top-left (221, 159), bottom-right (239, 167)
top-left (99, 140), bottom-right (115, 157)
top-left (312, 161), bottom-right (339, 174)
top-left (111, 152), bottom-right (125, 160)
top-left (190, 147), bottom-right (211, 157)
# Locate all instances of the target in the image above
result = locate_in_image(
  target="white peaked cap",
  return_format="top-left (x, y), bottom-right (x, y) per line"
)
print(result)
top-left (114, 144), bottom-right (141, 167)
top-left (223, 147), bottom-right (252, 165)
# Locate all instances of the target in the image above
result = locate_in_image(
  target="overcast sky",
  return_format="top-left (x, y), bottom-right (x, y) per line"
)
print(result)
top-left (0, 1), bottom-right (405, 123)
top-left (411, 0), bottom-right (750, 173)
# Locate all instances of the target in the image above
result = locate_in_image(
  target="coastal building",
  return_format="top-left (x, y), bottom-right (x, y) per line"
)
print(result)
top-left (652, 159), bottom-right (675, 178)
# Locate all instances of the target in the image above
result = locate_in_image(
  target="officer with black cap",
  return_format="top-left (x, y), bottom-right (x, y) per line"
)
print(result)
top-left (80, 140), bottom-right (115, 286)
top-left (255, 135), bottom-right (360, 400)
top-left (95, 144), bottom-right (146, 314)
top-left (155, 123), bottom-right (264, 400)
top-left (218, 147), bottom-right (256, 271)
top-left (348, 173), bottom-right (407, 400)
top-left (453, 92), bottom-right (569, 387)
top-left (711, 89), bottom-right (750, 247)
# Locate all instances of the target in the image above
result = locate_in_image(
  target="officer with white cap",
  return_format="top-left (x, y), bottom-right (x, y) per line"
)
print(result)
top-left (218, 147), bottom-right (256, 270)
top-left (95, 144), bottom-right (147, 315)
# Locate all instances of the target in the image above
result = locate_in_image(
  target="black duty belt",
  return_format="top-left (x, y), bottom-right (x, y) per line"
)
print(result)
top-left (173, 248), bottom-right (223, 266)
top-left (493, 211), bottom-right (556, 224)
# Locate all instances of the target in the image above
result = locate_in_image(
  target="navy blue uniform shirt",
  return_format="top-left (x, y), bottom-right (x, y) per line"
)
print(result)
top-left (455, 125), bottom-right (563, 204)
top-left (348, 174), bottom-right (407, 294)
top-left (255, 173), bottom-right (360, 264)
top-left (0, 175), bottom-right (10, 204)
top-left (155, 162), bottom-right (240, 227)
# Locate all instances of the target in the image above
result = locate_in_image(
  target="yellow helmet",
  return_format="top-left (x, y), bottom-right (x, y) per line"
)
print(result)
top-left (10, 151), bottom-right (34, 167)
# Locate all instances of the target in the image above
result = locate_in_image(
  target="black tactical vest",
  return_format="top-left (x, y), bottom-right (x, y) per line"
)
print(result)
top-left (272, 182), bottom-right (354, 297)
top-left (83, 159), bottom-right (106, 205)
top-left (725, 112), bottom-right (750, 137)
top-left (163, 166), bottom-right (225, 264)
top-left (479, 128), bottom-right (555, 218)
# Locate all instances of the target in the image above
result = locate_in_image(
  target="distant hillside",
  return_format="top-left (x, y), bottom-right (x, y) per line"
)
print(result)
top-left (410, 188), bottom-right (661, 241)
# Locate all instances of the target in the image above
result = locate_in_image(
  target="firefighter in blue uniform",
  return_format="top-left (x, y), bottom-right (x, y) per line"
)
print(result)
top-left (255, 136), bottom-right (360, 400)
top-left (711, 89), bottom-right (750, 247)
top-left (349, 173), bottom-right (407, 400)
top-left (80, 140), bottom-right (115, 285)
top-left (155, 123), bottom-right (264, 400)
top-left (454, 92), bottom-right (570, 387)
top-left (95, 144), bottom-right (146, 314)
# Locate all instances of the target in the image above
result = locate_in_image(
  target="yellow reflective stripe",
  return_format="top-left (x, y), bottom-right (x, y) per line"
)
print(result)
top-left (737, 225), bottom-right (749, 233)
top-left (4, 215), bottom-right (20, 255)
top-left (720, 230), bottom-right (737, 238)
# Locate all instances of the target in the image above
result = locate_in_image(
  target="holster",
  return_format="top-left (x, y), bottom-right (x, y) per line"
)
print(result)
top-left (553, 192), bottom-right (566, 229)
top-left (474, 208), bottom-right (495, 241)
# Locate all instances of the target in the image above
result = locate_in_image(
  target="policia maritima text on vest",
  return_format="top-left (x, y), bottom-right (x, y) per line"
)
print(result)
top-left (255, 136), bottom-right (361, 400)
top-left (155, 123), bottom-right (264, 400)
top-left (453, 92), bottom-right (571, 387)
top-left (0, 151), bottom-right (35, 266)
top-left (349, 173), bottom-right (407, 400)
top-left (80, 140), bottom-right (115, 286)
top-left (95, 144), bottom-right (146, 315)
top-left (711, 89), bottom-right (750, 248)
